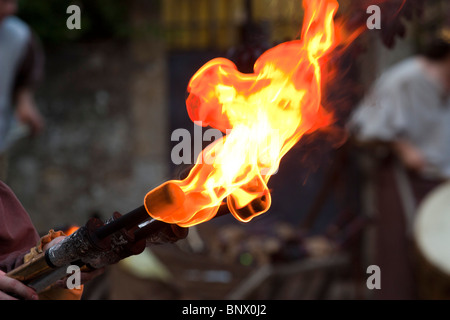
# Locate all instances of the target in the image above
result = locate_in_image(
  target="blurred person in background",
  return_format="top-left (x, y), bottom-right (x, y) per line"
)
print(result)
top-left (0, 0), bottom-right (45, 180)
top-left (348, 28), bottom-right (450, 299)
top-left (0, 0), bottom-right (104, 300)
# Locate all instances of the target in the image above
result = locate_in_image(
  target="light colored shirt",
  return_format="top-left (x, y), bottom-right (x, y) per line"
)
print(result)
top-left (0, 16), bottom-right (31, 152)
top-left (349, 57), bottom-right (450, 179)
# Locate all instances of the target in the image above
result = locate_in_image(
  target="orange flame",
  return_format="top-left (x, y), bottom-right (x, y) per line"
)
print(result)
top-left (64, 225), bottom-right (79, 236)
top-left (146, 0), bottom-right (340, 227)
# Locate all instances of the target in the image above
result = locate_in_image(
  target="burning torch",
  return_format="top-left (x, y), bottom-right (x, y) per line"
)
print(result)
top-left (5, 182), bottom-right (230, 293)
top-left (7, 0), bottom-right (342, 295)
top-left (7, 181), bottom-right (266, 293)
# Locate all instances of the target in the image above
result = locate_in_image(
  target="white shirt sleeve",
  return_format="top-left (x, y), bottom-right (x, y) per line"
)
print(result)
top-left (348, 76), bottom-right (409, 142)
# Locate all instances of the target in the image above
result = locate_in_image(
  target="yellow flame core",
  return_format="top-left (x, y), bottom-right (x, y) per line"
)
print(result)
top-left (146, 0), bottom-right (339, 227)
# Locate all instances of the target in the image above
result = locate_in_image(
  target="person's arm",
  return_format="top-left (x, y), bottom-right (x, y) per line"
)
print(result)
top-left (14, 87), bottom-right (44, 136)
top-left (0, 182), bottom-right (40, 271)
top-left (13, 32), bottom-right (45, 136)
top-left (392, 139), bottom-right (427, 173)
top-left (348, 65), bottom-right (427, 171)
top-left (0, 235), bottom-right (86, 300)
top-left (0, 180), bottom-right (104, 300)
top-left (0, 180), bottom-right (41, 299)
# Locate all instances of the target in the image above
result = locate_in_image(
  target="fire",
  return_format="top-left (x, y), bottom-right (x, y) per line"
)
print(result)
top-left (146, 0), bottom-right (340, 227)
top-left (64, 225), bottom-right (79, 236)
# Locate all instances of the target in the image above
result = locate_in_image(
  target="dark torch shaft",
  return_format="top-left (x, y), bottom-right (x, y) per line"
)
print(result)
top-left (133, 202), bottom-right (230, 243)
top-left (95, 181), bottom-right (188, 240)
top-left (95, 205), bottom-right (148, 240)
top-left (7, 181), bottom-right (246, 292)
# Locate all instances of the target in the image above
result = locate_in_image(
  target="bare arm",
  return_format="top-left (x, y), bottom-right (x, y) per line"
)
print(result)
top-left (14, 87), bottom-right (44, 136)
top-left (392, 139), bottom-right (427, 173)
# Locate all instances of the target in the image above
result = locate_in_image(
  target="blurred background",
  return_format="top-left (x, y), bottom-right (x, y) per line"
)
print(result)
top-left (3, 0), bottom-right (450, 300)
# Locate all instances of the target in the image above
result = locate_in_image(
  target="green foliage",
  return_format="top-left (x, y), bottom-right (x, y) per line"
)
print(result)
top-left (17, 0), bottom-right (130, 44)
